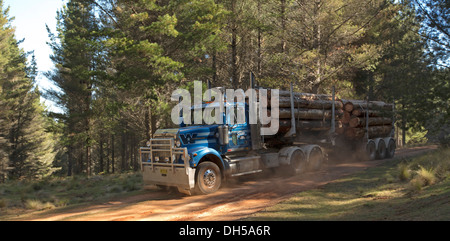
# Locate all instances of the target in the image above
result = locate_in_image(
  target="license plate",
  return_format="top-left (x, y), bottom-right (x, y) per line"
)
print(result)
top-left (160, 169), bottom-right (168, 175)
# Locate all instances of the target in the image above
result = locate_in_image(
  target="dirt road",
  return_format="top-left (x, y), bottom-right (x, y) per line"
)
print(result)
top-left (18, 145), bottom-right (436, 221)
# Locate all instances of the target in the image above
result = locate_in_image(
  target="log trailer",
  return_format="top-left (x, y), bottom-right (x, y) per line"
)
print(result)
top-left (139, 80), bottom-right (396, 195)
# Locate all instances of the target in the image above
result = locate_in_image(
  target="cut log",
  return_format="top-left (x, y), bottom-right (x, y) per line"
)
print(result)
top-left (352, 109), bottom-right (362, 116)
top-left (341, 111), bottom-right (351, 124)
top-left (351, 109), bottom-right (392, 118)
top-left (277, 108), bottom-right (336, 119)
top-left (335, 126), bottom-right (345, 134)
top-left (349, 117), bottom-right (392, 128)
top-left (342, 99), bottom-right (394, 111)
top-left (343, 101), bottom-right (354, 112)
top-left (344, 125), bottom-right (392, 140)
top-left (276, 119), bottom-right (343, 130)
top-left (275, 97), bottom-right (344, 109)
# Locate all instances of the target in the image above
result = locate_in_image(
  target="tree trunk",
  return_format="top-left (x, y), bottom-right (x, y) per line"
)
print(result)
top-left (402, 118), bottom-right (406, 147)
top-left (150, 102), bottom-right (157, 137)
top-left (145, 104), bottom-right (151, 140)
top-left (99, 135), bottom-right (104, 173)
top-left (312, 0), bottom-right (322, 94)
top-left (231, 0), bottom-right (239, 89)
top-left (121, 123), bottom-right (128, 172)
top-left (86, 145), bottom-right (91, 176)
top-left (280, 0), bottom-right (287, 53)
top-left (212, 52), bottom-right (218, 84)
top-left (257, 0), bottom-right (262, 76)
top-left (111, 134), bottom-right (115, 173)
top-left (106, 135), bottom-right (110, 174)
top-left (67, 145), bottom-right (73, 176)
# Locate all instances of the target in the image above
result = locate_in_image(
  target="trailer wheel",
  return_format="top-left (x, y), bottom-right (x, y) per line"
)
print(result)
top-left (366, 140), bottom-right (376, 161)
top-left (307, 146), bottom-right (324, 171)
top-left (375, 139), bottom-right (387, 160)
top-left (195, 161), bottom-right (222, 195)
top-left (288, 150), bottom-right (307, 175)
top-left (385, 139), bottom-right (396, 158)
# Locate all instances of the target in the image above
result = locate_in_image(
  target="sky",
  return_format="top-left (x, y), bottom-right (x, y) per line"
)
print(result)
top-left (4, 0), bottom-right (67, 111)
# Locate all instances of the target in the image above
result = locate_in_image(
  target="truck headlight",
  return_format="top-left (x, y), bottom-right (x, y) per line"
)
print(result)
top-left (154, 156), bottom-right (160, 162)
top-left (146, 141), bottom-right (151, 147)
top-left (175, 140), bottom-right (181, 147)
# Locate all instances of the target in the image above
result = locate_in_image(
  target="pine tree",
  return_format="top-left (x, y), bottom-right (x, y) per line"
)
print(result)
top-left (0, 0), bottom-right (57, 180)
top-left (351, 1), bottom-right (433, 146)
top-left (0, 0), bottom-right (12, 182)
top-left (46, 0), bottom-right (102, 176)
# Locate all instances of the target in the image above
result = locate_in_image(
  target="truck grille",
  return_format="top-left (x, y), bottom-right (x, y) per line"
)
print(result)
top-left (151, 139), bottom-right (173, 163)
top-left (140, 138), bottom-right (189, 171)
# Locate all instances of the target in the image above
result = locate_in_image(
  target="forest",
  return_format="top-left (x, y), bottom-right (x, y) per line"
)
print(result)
top-left (0, 0), bottom-right (448, 181)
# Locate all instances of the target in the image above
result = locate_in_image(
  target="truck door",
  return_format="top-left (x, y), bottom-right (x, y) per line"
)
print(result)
top-left (227, 103), bottom-right (251, 152)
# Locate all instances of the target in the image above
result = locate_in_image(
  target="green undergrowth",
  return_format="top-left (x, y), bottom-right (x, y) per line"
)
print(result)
top-left (246, 148), bottom-right (450, 221)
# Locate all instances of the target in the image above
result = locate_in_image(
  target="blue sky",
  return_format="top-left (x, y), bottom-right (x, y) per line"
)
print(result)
top-left (4, 0), bottom-right (67, 111)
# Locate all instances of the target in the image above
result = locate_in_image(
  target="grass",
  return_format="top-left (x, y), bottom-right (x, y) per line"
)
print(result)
top-left (246, 148), bottom-right (450, 221)
top-left (0, 172), bottom-right (143, 218)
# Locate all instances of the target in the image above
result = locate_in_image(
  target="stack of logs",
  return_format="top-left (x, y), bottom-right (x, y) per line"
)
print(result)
top-left (265, 90), bottom-right (394, 140)
top-left (341, 100), bottom-right (394, 140)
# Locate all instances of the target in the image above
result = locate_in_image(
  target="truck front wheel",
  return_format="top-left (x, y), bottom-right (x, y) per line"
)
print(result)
top-left (195, 161), bottom-right (222, 195)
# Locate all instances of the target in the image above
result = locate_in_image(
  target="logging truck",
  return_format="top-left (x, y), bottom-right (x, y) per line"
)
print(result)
top-left (139, 78), bottom-right (396, 195)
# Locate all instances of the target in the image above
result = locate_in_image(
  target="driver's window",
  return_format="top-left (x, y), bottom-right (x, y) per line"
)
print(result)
top-left (227, 105), bottom-right (245, 125)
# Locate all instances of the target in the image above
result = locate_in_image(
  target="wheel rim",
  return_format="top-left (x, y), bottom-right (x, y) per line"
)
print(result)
top-left (202, 169), bottom-right (217, 188)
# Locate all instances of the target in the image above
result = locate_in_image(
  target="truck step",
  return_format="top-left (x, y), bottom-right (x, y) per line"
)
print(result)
top-left (231, 169), bottom-right (263, 177)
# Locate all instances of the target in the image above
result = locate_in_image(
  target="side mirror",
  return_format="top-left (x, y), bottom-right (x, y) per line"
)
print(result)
top-left (218, 125), bottom-right (229, 145)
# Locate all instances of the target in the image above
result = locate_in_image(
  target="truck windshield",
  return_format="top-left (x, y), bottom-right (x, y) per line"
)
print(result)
top-left (185, 107), bottom-right (220, 126)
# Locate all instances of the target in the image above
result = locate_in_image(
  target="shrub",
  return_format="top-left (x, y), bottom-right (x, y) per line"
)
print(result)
top-left (24, 200), bottom-right (55, 210)
top-left (408, 166), bottom-right (437, 192)
top-left (398, 163), bottom-right (412, 181)
top-left (415, 166), bottom-right (436, 186)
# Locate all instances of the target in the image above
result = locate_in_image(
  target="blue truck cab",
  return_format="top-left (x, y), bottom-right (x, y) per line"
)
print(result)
top-left (140, 101), bottom-right (258, 195)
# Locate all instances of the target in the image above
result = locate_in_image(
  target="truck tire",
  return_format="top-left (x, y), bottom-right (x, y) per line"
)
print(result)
top-left (385, 139), bottom-right (396, 158)
top-left (288, 149), bottom-right (307, 176)
top-left (195, 161), bottom-right (222, 195)
top-left (307, 146), bottom-right (324, 171)
top-left (366, 140), bottom-right (376, 161)
top-left (375, 139), bottom-right (387, 160)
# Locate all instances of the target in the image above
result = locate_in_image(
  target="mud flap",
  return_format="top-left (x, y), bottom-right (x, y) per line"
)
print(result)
top-left (177, 168), bottom-right (196, 195)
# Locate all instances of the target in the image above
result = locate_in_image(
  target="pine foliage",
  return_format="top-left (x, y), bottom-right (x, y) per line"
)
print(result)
top-left (0, 0), bottom-right (57, 181)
